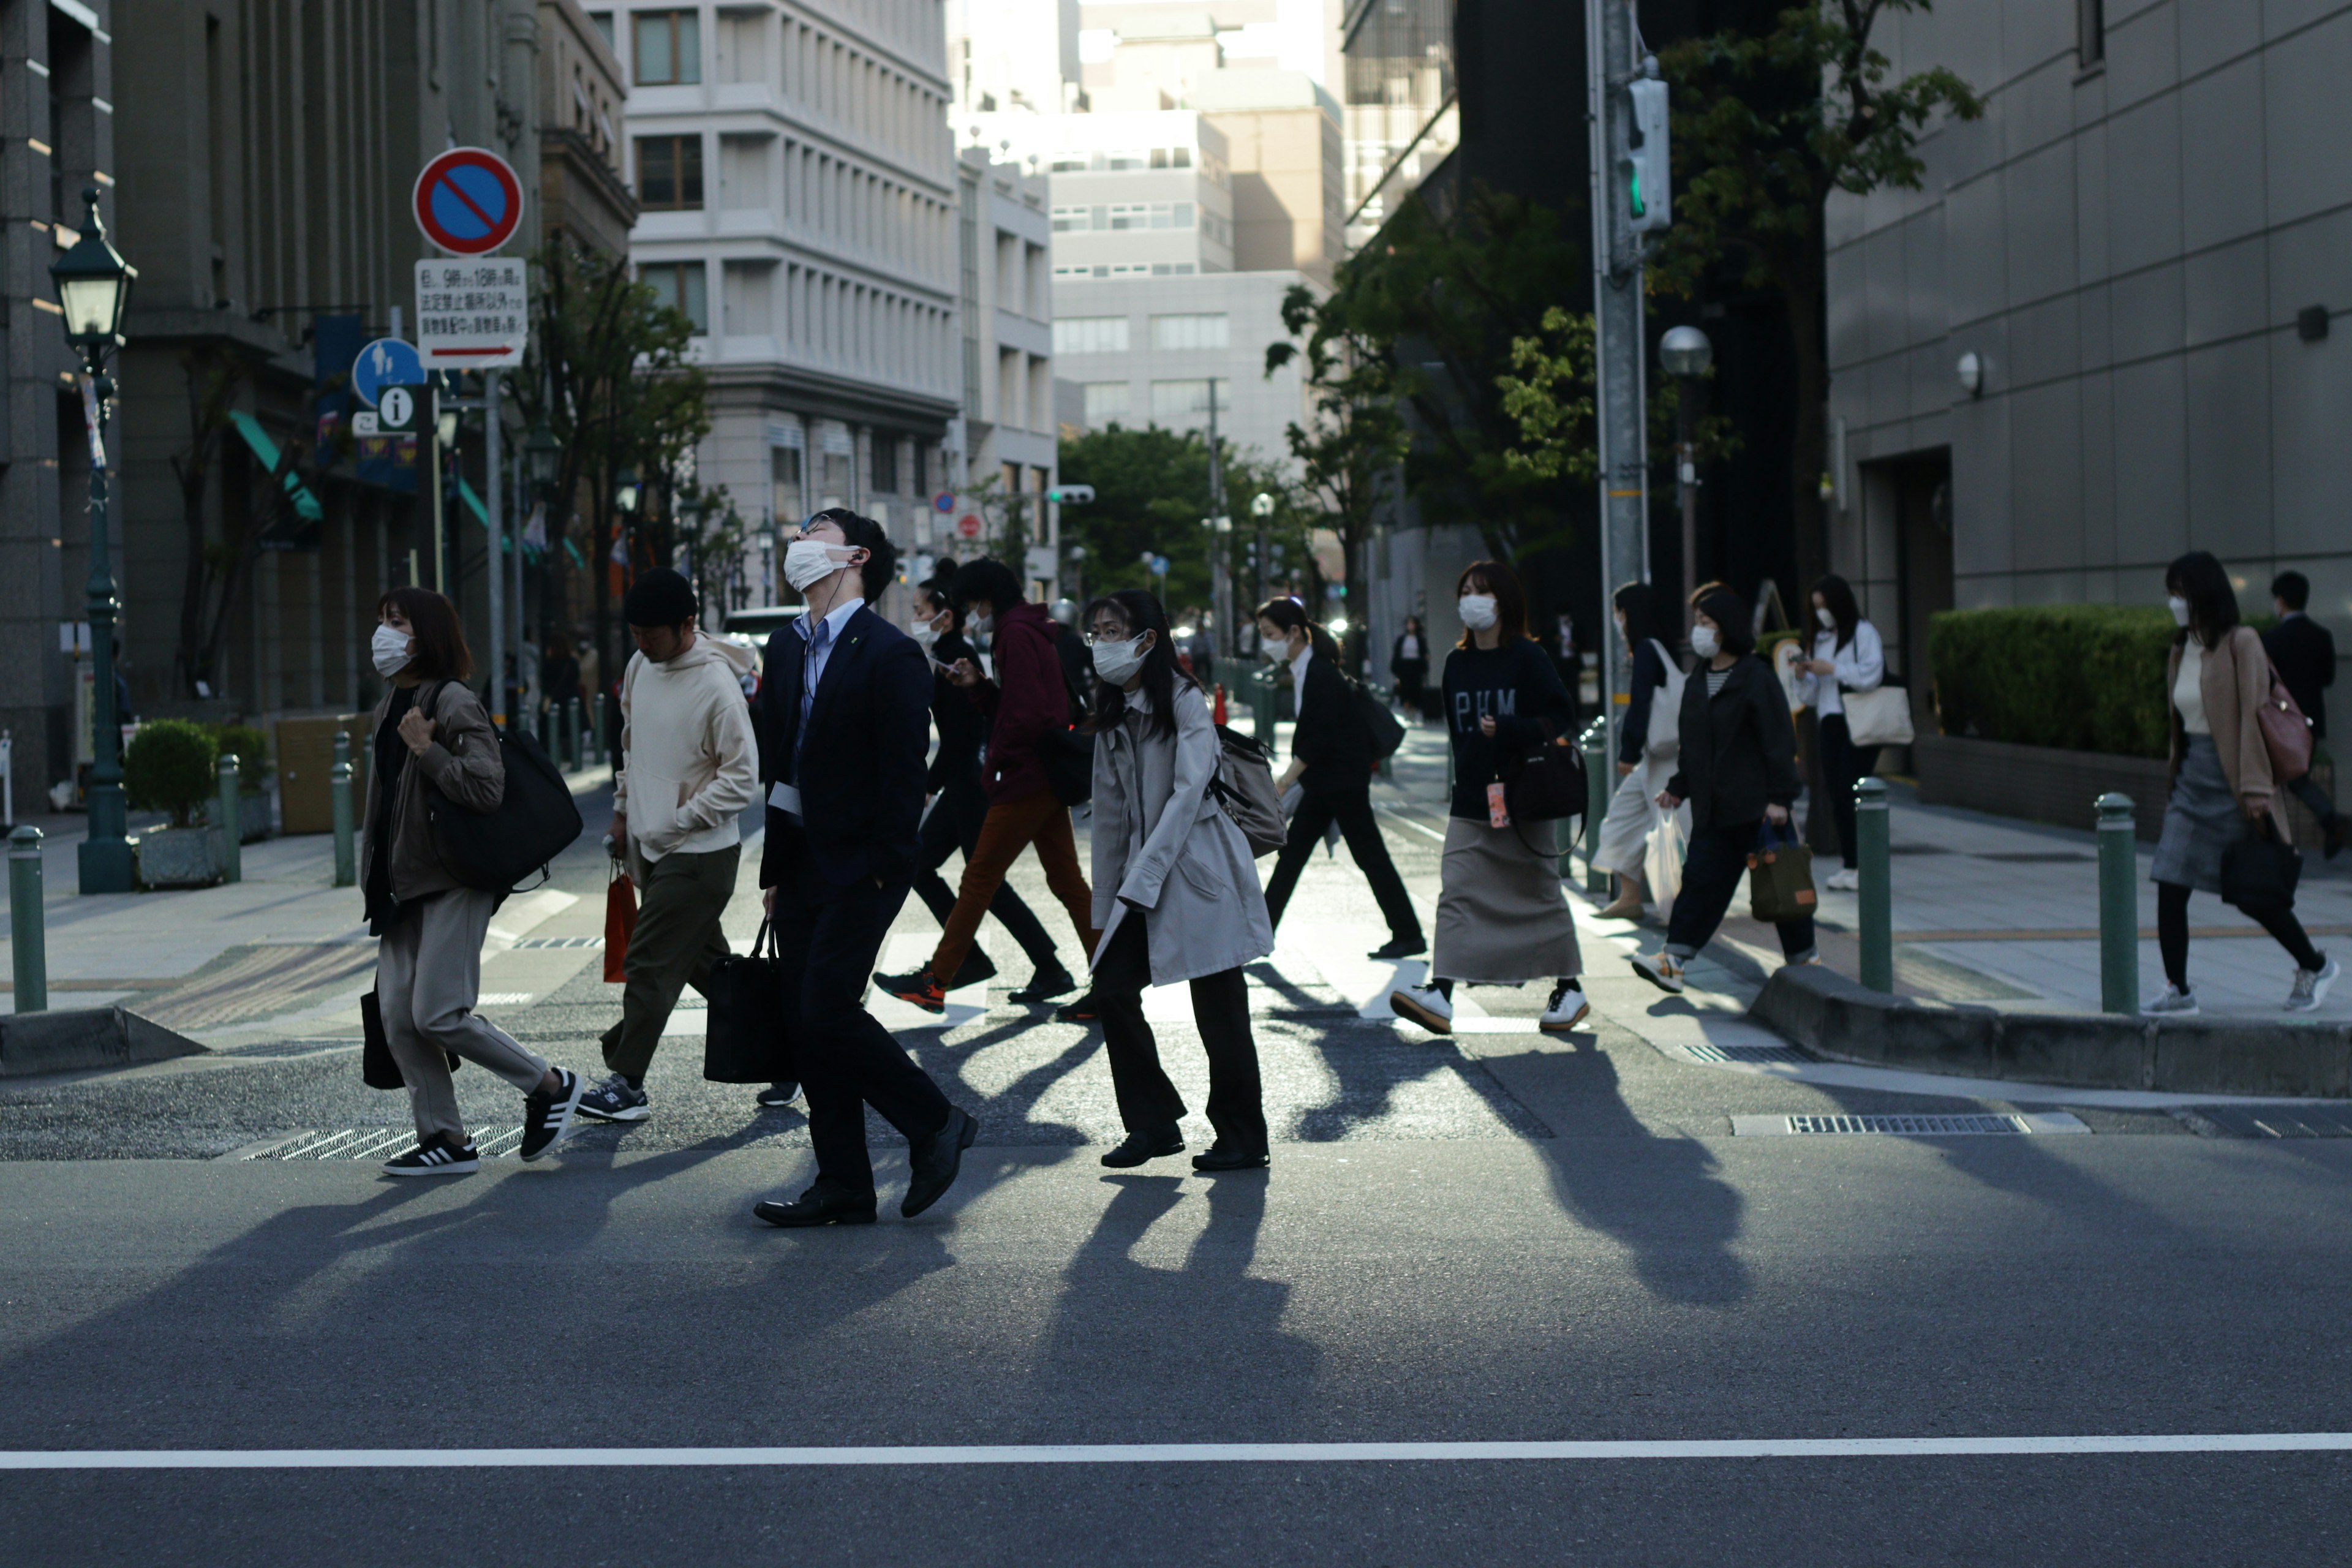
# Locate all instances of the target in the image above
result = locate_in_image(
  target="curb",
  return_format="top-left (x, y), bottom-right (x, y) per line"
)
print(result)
top-left (0, 1007), bottom-right (209, 1078)
top-left (1750, 964), bottom-right (2352, 1098)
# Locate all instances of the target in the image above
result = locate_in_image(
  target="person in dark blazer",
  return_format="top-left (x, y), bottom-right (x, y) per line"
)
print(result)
top-left (2264, 570), bottom-right (2344, 854)
top-left (1389, 616), bottom-right (1429, 715)
top-left (1257, 596), bottom-right (1425, 961)
top-left (751, 508), bottom-right (976, 1227)
top-left (1629, 582), bottom-right (1816, 993)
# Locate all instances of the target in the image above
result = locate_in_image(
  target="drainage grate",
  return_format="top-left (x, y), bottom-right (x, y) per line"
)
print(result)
top-left (510, 937), bottom-right (601, 949)
top-left (1681, 1041), bottom-right (1810, 1065)
top-left (1733, 1112), bottom-right (2090, 1137)
top-left (2177, 1106), bottom-right (2352, 1139)
top-left (246, 1125), bottom-right (526, 1160)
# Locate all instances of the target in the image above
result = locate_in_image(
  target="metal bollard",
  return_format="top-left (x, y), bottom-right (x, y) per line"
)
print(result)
top-left (1855, 776), bottom-right (1891, 992)
top-left (10, 825), bottom-right (43, 1014)
top-left (1581, 723), bottom-right (1610, 892)
top-left (566, 697), bottom-right (581, 773)
top-left (331, 732), bottom-right (356, 888)
top-left (216, 753), bottom-right (242, 885)
top-left (2097, 791), bottom-right (2139, 1014)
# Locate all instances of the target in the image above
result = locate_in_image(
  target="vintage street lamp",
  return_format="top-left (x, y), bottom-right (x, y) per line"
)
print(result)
top-left (524, 418), bottom-right (562, 490)
top-left (1659, 325), bottom-right (1714, 609)
top-left (49, 187), bottom-right (138, 894)
top-left (614, 463), bottom-right (639, 514)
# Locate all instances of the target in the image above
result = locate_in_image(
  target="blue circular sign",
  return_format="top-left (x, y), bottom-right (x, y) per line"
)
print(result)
top-left (352, 338), bottom-right (425, 408)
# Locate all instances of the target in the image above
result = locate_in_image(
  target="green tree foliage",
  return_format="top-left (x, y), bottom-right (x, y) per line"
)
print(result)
top-left (1054, 424), bottom-right (1308, 617)
top-left (124, 719), bottom-right (219, 827)
top-left (1496, 307), bottom-right (1598, 484)
top-left (1655, 0), bottom-right (1983, 586)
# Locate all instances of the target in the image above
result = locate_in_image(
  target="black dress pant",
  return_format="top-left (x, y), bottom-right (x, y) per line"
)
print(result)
top-left (1095, 913), bottom-right (1266, 1152)
top-left (1262, 784), bottom-right (1423, 944)
top-left (774, 857), bottom-right (952, 1196)
top-left (1814, 713), bottom-right (1875, 870)
top-left (911, 774), bottom-right (1058, 968)
top-left (1664, 821), bottom-right (1817, 965)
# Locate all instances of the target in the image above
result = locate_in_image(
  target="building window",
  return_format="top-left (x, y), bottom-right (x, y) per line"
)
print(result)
top-left (636, 135), bottom-right (704, 209)
top-left (1050, 205), bottom-right (1091, 233)
top-left (871, 433), bottom-right (900, 494)
top-left (634, 9), bottom-right (701, 85)
top-left (1150, 380), bottom-right (1212, 420)
top-left (1106, 148), bottom-right (1148, 170)
top-left (1082, 383), bottom-right (1131, 422)
top-left (2078, 0), bottom-right (2103, 68)
top-left (639, 262), bottom-right (707, 331)
top-left (1152, 313), bottom-right (1229, 351)
top-left (772, 445), bottom-right (804, 522)
top-left (818, 449), bottom-right (851, 501)
top-left (1049, 153), bottom-right (1090, 173)
top-left (587, 10), bottom-right (614, 49)
top-left (1053, 315), bottom-right (1130, 355)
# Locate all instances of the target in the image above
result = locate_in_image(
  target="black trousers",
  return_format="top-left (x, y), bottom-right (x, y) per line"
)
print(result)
top-left (911, 774), bottom-right (1058, 968)
top-left (1665, 821), bottom-right (1817, 964)
top-left (1263, 785), bottom-right (1422, 944)
top-left (1095, 913), bottom-right (1266, 1152)
top-left (1814, 714), bottom-right (1876, 870)
top-left (2158, 881), bottom-right (2321, 987)
top-left (773, 860), bottom-right (952, 1196)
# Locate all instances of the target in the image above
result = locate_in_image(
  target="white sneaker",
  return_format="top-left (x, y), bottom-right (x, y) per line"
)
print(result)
top-left (1825, 868), bottom-right (1860, 891)
top-left (2145, 984), bottom-right (2199, 1016)
top-left (1390, 982), bottom-right (1453, 1035)
top-left (2286, 956), bottom-right (2340, 1012)
top-left (1628, 951), bottom-right (1686, 994)
top-left (1540, 981), bottom-right (1589, 1033)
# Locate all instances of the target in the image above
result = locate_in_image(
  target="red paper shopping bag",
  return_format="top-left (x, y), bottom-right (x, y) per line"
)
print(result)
top-left (605, 865), bottom-right (638, 982)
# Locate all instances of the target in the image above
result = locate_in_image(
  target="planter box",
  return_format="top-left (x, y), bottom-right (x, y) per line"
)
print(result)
top-left (135, 826), bottom-right (219, 888)
top-left (203, 792), bottom-right (271, 844)
top-left (1917, 734), bottom-right (2335, 850)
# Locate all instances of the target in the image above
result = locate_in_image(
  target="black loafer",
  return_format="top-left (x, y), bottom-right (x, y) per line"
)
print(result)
top-left (902, 1106), bottom-right (978, 1218)
top-left (1191, 1143), bottom-right (1270, 1172)
top-left (1367, 937), bottom-right (1427, 961)
top-left (753, 1183), bottom-right (878, 1227)
top-left (1100, 1123), bottom-right (1184, 1168)
top-left (1010, 962), bottom-right (1078, 1005)
top-left (949, 950), bottom-right (1000, 988)
top-left (1052, 990), bottom-right (1102, 1023)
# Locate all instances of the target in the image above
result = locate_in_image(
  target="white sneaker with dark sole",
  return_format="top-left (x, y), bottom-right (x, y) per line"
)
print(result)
top-left (1628, 952), bottom-right (1686, 994)
top-left (2144, 985), bottom-right (2199, 1016)
top-left (384, 1137), bottom-right (479, 1177)
top-left (1389, 983), bottom-right (1453, 1035)
top-left (2286, 956), bottom-right (2340, 1012)
top-left (1540, 982), bottom-right (1590, 1033)
top-left (520, 1068), bottom-right (584, 1161)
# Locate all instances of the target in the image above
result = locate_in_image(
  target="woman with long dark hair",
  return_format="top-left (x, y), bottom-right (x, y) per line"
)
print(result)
top-left (1084, 589), bottom-right (1273, 1170)
top-left (362, 587), bottom-right (583, 1173)
top-left (2148, 552), bottom-right (2337, 1012)
top-left (1390, 615), bottom-right (1430, 715)
top-left (1796, 573), bottom-right (1885, 891)
top-left (1630, 583), bottom-right (1815, 993)
top-left (1591, 581), bottom-right (1686, 920)
top-left (1388, 560), bottom-right (1586, 1036)
top-left (1257, 595), bottom-right (1425, 960)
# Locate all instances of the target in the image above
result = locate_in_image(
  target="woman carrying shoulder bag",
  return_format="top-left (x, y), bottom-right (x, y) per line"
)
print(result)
top-left (363, 587), bottom-right (584, 1174)
top-left (1796, 573), bottom-right (1885, 892)
top-left (1390, 560), bottom-right (1585, 1036)
top-left (1084, 590), bottom-right (1274, 1172)
top-left (2147, 551), bottom-right (2337, 1014)
top-left (1629, 583), bottom-right (1817, 994)
top-left (1593, 581), bottom-right (1684, 920)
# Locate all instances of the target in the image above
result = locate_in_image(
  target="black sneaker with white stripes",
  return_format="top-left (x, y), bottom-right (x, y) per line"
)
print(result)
top-left (383, 1134), bottom-right (480, 1177)
top-left (520, 1067), bottom-right (584, 1161)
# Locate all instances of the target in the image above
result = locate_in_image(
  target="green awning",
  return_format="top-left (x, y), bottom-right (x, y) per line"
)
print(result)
top-left (228, 411), bottom-right (323, 521)
top-left (459, 477), bottom-right (489, 526)
top-left (563, 538), bottom-right (586, 568)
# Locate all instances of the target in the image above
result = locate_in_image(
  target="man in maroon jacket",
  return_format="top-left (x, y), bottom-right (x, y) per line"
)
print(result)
top-left (876, 557), bottom-right (1101, 1012)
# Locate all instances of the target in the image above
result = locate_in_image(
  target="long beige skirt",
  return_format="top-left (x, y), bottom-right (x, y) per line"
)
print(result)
top-left (1431, 816), bottom-right (1583, 984)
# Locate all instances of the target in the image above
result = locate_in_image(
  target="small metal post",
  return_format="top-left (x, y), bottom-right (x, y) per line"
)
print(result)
top-left (565, 696), bottom-right (581, 773)
top-left (1250, 669), bottom-right (1276, 745)
top-left (1581, 723), bottom-right (1610, 892)
top-left (216, 753), bottom-right (241, 885)
top-left (330, 732), bottom-right (356, 889)
top-left (10, 826), bottom-right (44, 1014)
top-left (1855, 776), bottom-right (1891, 992)
top-left (2097, 791), bottom-right (2139, 1014)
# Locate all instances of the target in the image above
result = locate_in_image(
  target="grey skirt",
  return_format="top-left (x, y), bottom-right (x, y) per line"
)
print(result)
top-left (1432, 816), bottom-right (1583, 984)
top-left (2151, 734), bottom-right (2241, 894)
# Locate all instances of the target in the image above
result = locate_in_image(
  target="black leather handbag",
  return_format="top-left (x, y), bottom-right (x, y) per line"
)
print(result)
top-left (702, 919), bottom-right (793, 1084)
top-left (361, 987), bottom-right (460, 1088)
top-left (1503, 725), bottom-right (1588, 822)
top-left (2221, 810), bottom-right (2301, 914)
top-left (418, 682), bottom-right (586, 894)
top-left (1038, 725), bottom-right (1095, 806)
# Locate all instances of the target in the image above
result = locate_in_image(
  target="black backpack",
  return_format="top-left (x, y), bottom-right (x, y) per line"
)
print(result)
top-left (420, 683), bottom-right (585, 893)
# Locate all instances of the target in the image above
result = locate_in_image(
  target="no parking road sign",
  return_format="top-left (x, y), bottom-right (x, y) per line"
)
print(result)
top-left (413, 148), bottom-right (524, 256)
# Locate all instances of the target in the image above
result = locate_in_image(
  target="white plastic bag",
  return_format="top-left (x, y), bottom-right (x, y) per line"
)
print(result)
top-left (1643, 799), bottom-right (1689, 925)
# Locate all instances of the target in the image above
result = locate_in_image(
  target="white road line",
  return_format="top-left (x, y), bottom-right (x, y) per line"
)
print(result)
top-left (6, 1434), bottom-right (2350, 1469)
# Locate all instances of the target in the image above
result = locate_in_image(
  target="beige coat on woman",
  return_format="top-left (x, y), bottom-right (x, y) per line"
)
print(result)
top-left (2166, 624), bottom-right (2274, 807)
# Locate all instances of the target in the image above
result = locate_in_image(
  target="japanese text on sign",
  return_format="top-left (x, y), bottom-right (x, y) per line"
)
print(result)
top-left (415, 258), bottom-right (528, 368)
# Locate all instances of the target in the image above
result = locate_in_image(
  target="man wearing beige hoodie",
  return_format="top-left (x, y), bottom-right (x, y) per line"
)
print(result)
top-left (578, 568), bottom-right (763, 1122)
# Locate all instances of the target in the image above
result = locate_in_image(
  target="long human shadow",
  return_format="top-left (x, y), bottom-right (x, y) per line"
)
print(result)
top-left (1286, 1018), bottom-right (1548, 1142)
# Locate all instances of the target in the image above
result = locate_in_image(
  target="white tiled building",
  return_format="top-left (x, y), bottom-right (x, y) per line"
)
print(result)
top-left (603, 1), bottom-right (963, 607)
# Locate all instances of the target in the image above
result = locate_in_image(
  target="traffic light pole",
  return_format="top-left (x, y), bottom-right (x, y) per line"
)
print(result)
top-left (1586, 0), bottom-right (1653, 768)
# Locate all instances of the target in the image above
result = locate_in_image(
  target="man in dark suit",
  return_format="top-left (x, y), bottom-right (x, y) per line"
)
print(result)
top-left (751, 508), bottom-right (977, 1226)
top-left (2265, 570), bottom-right (2344, 856)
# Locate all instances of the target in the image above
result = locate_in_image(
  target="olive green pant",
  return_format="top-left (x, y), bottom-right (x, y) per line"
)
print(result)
top-left (600, 843), bottom-right (740, 1080)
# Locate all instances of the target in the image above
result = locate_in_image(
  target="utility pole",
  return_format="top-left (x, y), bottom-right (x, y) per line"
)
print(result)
top-left (486, 368), bottom-right (505, 728)
top-left (1586, 0), bottom-right (1663, 764)
top-left (1204, 377), bottom-right (1232, 655)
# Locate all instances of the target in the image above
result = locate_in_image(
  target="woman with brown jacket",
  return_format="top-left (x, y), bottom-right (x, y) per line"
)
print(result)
top-left (362, 587), bottom-right (584, 1172)
top-left (2148, 552), bottom-right (2337, 1014)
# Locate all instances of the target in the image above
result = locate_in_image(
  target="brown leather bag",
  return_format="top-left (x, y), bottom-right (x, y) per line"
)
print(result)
top-left (2256, 662), bottom-right (2314, 784)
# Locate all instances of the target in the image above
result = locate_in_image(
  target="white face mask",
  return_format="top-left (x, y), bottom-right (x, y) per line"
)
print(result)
top-left (372, 622), bottom-right (414, 679)
top-left (785, 538), bottom-right (855, 593)
top-left (912, 618), bottom-right (940, 646)
top-left (1091, 634), bottom-right (1148, 687)
top-left (2168, 595), bottom-right (2191, 628)
top-left (1817, 606), bottom-right (1836, 629)
top-left (1458, 594), bottom-right (1499, 631)
top-left (1261, 634), bottom-right (1291, 662)
top-left (1691, 624), bottom-right (1721, 659)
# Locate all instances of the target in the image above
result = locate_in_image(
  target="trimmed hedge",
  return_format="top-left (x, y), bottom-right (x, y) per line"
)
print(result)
top-left (1928, 605), bottom-right (2275, 760)
top-left (124, 719), bottom-right (219, 826)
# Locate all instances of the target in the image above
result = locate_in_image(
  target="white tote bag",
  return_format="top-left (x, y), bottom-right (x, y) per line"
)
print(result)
top-left (1643, 799), bottom-right (1688, 924)
top-left (1642, 639), bottom-right (1686, 761)
top-left (1841, 685), bottom-right (1915, 748)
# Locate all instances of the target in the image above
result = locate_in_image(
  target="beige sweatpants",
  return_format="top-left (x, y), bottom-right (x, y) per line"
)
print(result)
top-left (377, 887), bottom-right (549, 1144)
